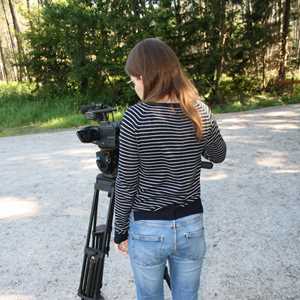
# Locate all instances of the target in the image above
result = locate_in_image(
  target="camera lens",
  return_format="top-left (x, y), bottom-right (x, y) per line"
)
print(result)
top-left (77, 126), bottom-right (101, 143)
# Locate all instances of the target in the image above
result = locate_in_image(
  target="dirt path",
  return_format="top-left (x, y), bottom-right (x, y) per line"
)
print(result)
top-left (0, 104), bottom-right (299, 300)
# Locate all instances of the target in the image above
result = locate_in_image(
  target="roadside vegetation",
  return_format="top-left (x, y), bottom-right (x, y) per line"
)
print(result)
top-left (1, 81), bottom-right (299, 137)
top-left (1, 1), bottom-right (300, 137)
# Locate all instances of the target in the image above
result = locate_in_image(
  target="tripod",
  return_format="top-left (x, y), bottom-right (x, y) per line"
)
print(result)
top-left (77, 161), bottom-right (213, 299)
top-left (77, 173), bottom-right (116, 300)
top-left (77, 172), bottom-right (171, 300)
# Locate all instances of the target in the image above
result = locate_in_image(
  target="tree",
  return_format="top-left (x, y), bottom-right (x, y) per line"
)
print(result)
top-left (6, 0), bottom-right (25, 80)
top-left (1, 0), bottom-right (18, 80)
top-left (278, 0), bottom-right (291, 80)
top-left (0, 38), bottom-right (9, 82)
top-left (19, 0), bottom-right (300, 104)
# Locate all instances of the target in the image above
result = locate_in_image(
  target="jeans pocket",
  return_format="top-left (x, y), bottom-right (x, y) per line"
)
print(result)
top-left (183, 227), bottom-right (206, 261)
top-left (129, 232), bottom-right (164, 266)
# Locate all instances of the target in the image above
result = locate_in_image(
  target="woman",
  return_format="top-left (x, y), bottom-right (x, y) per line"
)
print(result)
top-left (113, 38), bottom-right (226, 300)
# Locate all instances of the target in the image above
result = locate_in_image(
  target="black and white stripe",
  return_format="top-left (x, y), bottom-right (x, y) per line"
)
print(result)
top-left (114, 100), bottom-right (226, 243)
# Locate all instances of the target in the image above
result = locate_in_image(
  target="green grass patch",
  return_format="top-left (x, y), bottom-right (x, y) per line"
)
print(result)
top-left (213, 92), bottom-right (300, 114)
top-left (0, 82), bottom-right (125, 137)
top-left (1, 81), bottom-right (300, 137)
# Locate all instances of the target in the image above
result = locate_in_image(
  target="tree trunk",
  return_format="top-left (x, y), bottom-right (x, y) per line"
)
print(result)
top-left (1, 0), bottom-right (16, 51)
top-left (7, 0), bottom-right (25, 81)
top-left (298, 34), bottom-right (300, 71)
top-left (1, 0), bottom-right (19, 81)
top-left (26, 0), bottom-right (34, 30)
top-left (77, 28), bottom-right (88, 94)
top-left (278, 0), bottom-right (290, 80)
top-left (262, 51), bottom-right (266, 88)
top-left (278, 0), bottom-right (282, 35)
top-left (0, 39), bottom-right (9, 82)
top-left (174, 0), bottom-right (182, 26)
top-left (296, 0), bottom-right (300, 69)
top-left (212, 0), bottom-right (226, 106)
top-left (132, 0), bottom-right (140, 17)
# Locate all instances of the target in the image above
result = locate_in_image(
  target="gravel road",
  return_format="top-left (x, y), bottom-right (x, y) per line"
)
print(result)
top-left (0, 104), bottom-right (299, 300)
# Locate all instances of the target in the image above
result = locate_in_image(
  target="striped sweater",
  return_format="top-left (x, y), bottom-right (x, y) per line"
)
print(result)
top-left (113, 100), bottom-right (226, 243)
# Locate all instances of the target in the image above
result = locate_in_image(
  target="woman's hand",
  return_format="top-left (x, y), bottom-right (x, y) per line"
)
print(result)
top-left (114, 240), bottom-right (128, 255)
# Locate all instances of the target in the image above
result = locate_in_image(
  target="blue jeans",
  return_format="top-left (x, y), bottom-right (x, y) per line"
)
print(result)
top-left (128, 213), bottom-right (207, 300)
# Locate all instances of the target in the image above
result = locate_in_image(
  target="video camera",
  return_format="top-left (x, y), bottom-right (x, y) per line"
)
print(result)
top-left (76, 103), bottom-right (121, 300)
top-left (76, 103), bottom-right (120, 178)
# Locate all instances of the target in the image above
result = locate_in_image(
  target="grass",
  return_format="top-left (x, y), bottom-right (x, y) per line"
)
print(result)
top-left (0, 82), bottom-right (125, 137)
top-left (213, 91), bottom-right (300, 113)
top-left (1, 81), bottom-right (300, 137)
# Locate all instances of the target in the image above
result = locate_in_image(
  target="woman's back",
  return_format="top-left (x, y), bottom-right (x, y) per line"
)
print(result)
top-left (114, 100), bottom-right (226, 238)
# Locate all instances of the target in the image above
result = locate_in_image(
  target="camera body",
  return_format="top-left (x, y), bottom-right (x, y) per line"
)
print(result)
top-left (77, 122), bottom-right (119, 149)
top-left (76, 103), bottom-right (120, 178)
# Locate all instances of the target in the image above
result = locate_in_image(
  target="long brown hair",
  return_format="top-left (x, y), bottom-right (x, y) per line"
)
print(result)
top-left (125, 38), bottom-right (203, 139)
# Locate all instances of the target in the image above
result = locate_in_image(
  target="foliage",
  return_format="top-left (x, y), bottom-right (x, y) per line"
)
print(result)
top-left (0, 81), bottom-right (125, 137)
top-left (19, 0), bottom-right (294, 107)
top-left (1, 80), bottom-right (299, 137)
top-left (22, 0), bottom-right (142, 105)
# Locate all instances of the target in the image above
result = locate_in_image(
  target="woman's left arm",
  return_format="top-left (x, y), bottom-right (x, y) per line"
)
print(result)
top-left (114, 108), bottom-right (139, 244)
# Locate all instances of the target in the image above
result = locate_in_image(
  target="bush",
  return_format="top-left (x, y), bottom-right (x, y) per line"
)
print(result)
top-left (214, 75), bottom-right (261, 105)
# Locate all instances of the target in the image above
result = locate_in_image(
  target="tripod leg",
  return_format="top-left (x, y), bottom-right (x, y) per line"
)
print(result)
top-left (93, 186), bottom-right (115, 298)
top-left (78, 175), bottom-right (116, 300)
top-left (78, 187), bottom-right (100, 299)
top-left (164, 266), bottom-right (171, 289)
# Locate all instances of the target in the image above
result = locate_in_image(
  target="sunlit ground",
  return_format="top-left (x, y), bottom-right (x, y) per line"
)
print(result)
top-left (201, 171), bottom-right (228, 181)
top-left (0, 197), bottom-right (39, 220)
top-left (0, 104), bottom-right (299, 299)
top-left (0, 295), bottom-right (35, 300)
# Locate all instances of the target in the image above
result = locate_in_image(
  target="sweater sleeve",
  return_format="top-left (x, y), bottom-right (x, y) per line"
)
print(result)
top-left (202, 109), bottom-right (227, 163)
top-left (113, 108), bottom-right (139, 244)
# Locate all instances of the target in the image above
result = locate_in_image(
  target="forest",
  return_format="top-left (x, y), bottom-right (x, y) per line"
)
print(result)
top-left (0, 0), bottom-right (300, 134)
